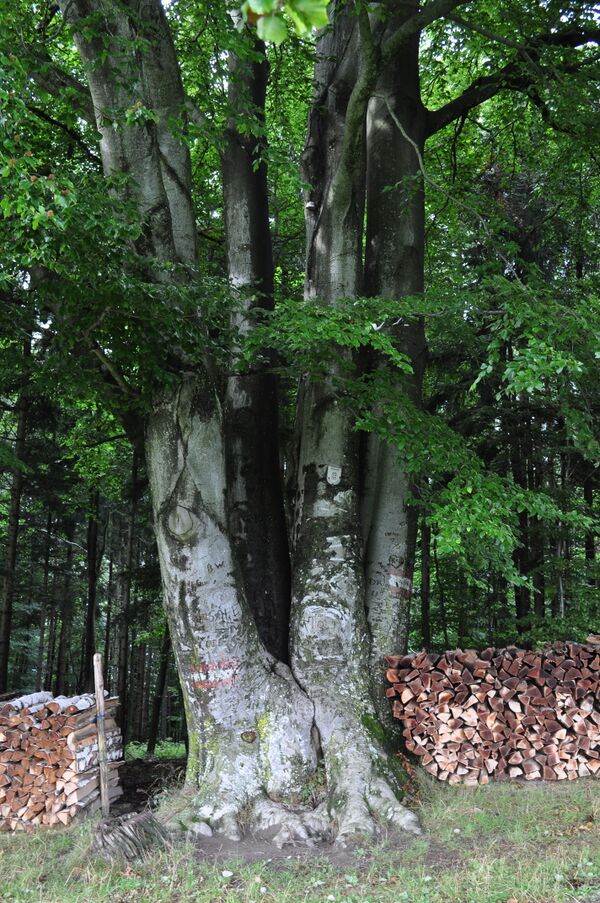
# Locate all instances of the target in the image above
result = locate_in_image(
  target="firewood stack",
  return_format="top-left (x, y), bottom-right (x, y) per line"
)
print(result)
top-left (386, 642), bottom-right (600, 786)
top-left (0, 691), bottom-right (123, 831)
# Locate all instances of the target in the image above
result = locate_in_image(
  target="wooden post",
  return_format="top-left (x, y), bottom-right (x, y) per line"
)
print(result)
top-left (93, 652), bottom-right (110, 818)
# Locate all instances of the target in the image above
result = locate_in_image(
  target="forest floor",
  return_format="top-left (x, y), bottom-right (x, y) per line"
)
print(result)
top-left (1, 762), bottom-right (600, 903)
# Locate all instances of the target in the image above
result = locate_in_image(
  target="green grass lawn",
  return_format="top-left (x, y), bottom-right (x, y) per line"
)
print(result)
top-left (1, 776), bottom-right (599, 903)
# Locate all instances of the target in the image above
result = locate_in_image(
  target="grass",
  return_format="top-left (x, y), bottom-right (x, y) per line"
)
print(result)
top-left (124, 740), bottom-right (187, 761)
top-left (1, 776), bottom-right (600, 903)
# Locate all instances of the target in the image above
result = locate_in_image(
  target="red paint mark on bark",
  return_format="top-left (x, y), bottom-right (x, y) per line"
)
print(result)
top-left (191, 658), bottom-right (240, 690)
top-left (388, 565), bottom-right (413, 599)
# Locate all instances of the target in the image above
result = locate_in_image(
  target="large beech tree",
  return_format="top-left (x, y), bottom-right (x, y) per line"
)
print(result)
top-left (2, 0), bottom-right (598, 844)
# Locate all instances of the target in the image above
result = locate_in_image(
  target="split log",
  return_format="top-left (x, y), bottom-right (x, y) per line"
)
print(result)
top-left (387, 642), bottom-right (600, 786)
top-left (0, 692), bottom-right (123, 832)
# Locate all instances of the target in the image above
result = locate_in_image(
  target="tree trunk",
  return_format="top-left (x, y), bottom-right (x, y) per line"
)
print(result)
top-left (103, 523), bottom-right (113, 692)
top-left (363, 15), bottom-right (427, 673)
top-left (35, 508), bottom-right (53, 691)
top-left (146, 376), bottom-right (318, 842)
top-left (117, 453), bottom-right (138, 744)
top-left (290, 7), bottom-right (419, 841)
top-left (80, 490), bottom-right (100, 691)
top-left (222, 33), bottom-right (290, 663)
top-left (55, 519), bottom-right (76, 696)
top-left (147, 628), bottom-right (171, 756)
top-left (63, 0), bottom-right (421, 846)
top-left (584, 476), bottom-right (597, 587)
top-left (0, 338), bottom-right (30, 693)
top-left (420, 519), bottom-right (431, 650)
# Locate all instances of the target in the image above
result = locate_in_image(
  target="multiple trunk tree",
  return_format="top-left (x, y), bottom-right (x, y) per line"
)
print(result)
top-left (2, 0), bottom-right (597, 844)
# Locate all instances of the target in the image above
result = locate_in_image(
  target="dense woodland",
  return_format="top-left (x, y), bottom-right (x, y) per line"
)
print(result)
top-left (0, 0), bottom-right (599, 843)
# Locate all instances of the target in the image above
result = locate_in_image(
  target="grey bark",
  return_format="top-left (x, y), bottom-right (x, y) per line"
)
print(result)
top-left (363, 10), bottom-right (426, 675)
top-left (61, 0), bottom-right (426, 845)
top-left (291, 6), bottom-right (419, 841)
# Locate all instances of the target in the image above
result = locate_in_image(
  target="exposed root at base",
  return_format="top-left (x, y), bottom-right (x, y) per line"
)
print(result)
top-left (186, 792), bottom-right (330, 848)
top-left (332, 773), bottom-right (421, 847)
top-left (176, 777), bottom-right (420, 850)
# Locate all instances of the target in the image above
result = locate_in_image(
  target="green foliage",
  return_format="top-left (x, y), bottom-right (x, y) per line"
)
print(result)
top-left (125, 740), bottom-right (187, 760)
top-left (243, 295), bottom-right (413, 376)
top-left (242, 0), bottom-right (328, 44)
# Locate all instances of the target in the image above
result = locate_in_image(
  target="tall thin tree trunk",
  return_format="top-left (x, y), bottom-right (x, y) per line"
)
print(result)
top-left (584, 477), bottom-right (597, 587)
top-left (35, 508), bottom-right (53, 691)
top-left (147, 628), bottom-right (171, 756)
top-left (362, 14), bottom-right (427, 671)
top-left (0, 337), bottom-right (30, 693)
top-left (44, 571), bottom-right (59, 691)
top-left (420, 519), bottom-right (431, 650)
top-left (117, 452), bottom-right (138, 744)
top-left (80, 490), bottom-right (100, 691)
top-left (103, 521), bottom-right (113, 692)
top-left (55, 519), bottom-right (76, 696)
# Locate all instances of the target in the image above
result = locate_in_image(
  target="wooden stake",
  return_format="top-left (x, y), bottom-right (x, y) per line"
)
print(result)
top-left (93, 653), bottom-right (110, 818)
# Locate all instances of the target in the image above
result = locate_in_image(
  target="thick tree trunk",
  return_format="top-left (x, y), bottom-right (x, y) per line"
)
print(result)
top-left (63, 0), bottom-right (421, 845)
top-left (290, 8), bottom-right (419, 842)
top-left (222, 35), bottom-right (290, 662)
top-left (363, 18), bottom-right (426, 673)
top-left (146, 376), bottom-right (319, 843)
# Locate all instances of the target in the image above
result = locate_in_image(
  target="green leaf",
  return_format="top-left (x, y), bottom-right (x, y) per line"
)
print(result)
top-left (293, 0), bottom-right (329, 27)
top-left (256, 13), bottom-right (288, 44)
top-left (285, 4), bottom-right (310, 34)
top-left (247, 0), bottom-right (277, 11)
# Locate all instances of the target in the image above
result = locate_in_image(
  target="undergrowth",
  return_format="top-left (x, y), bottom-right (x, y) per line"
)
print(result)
top-left (124, 740), bottom-right (187, 761)
top-left (0, 776), bottom-right (599, 903)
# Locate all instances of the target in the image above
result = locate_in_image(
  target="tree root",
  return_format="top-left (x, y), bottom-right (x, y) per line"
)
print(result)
top-left (178, 765), bottom-right (419, 849)
top-left (331, 772), bottom-right (421, 846)
top-left (92, 812), bottom-right (170, 861)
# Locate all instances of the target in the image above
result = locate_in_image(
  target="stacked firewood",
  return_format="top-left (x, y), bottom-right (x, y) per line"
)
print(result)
top-left (386, 642), bottom-right (600, 785)
top-left (0, 691), bottom-right (123, 831)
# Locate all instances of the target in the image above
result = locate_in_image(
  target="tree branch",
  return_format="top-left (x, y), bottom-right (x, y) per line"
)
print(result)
top-left (426, 27), bottom-right (600, 136)
top-left (382, 0), bottom-right (470, 63)
top-left (27, 104), bottom-right (100, 164)
top-left (447, 14), bottom-right (526, 50)
top-left (26, 51), bottom-right (95, 123)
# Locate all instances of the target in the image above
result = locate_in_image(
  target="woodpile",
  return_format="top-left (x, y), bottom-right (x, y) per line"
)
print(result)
top-left (386, 642), bottom-right (600, 785)
top-left (0, 691), bottom-right (123, 831)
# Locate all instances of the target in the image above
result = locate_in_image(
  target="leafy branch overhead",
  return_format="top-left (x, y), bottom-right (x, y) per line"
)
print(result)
top-left (241, 0), bottom-right (329, 44)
